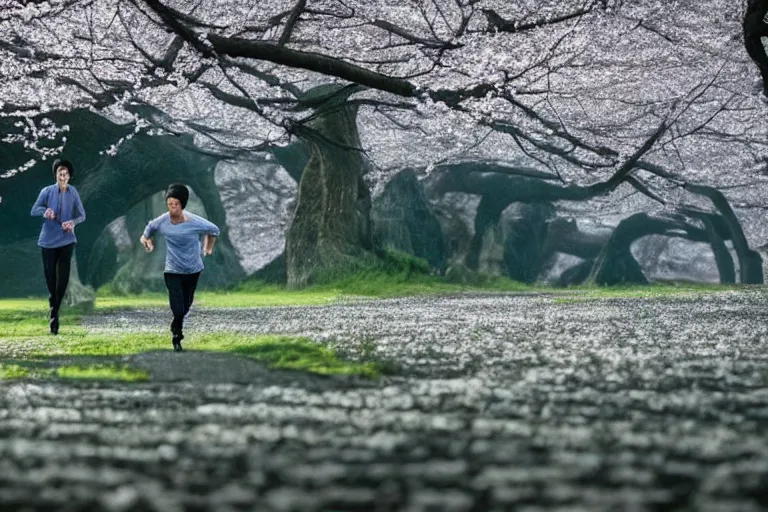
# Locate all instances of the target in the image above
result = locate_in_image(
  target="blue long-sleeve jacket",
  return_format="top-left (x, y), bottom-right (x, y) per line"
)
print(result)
top-left (30, 184), bottom-right (86, 248)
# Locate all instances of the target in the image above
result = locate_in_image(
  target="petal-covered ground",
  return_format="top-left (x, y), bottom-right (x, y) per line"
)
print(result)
top-left (2, 290), bottom-right (768, 511)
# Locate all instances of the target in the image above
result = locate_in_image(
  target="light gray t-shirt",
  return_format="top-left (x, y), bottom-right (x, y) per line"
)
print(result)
top-left (143, 212), bottom-right (220, 274)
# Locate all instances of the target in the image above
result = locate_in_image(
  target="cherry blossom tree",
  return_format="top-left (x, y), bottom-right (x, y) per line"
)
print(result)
top-left (1, 0), bottom-right (767, 284)
top-left (1, 1), bottom-right (761, 177)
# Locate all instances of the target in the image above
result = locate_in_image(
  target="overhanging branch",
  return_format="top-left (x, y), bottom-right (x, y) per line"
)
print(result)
top-left (208, 33), bottom-right (417, 97)
top-left (482, 2), bottom-right (603, 33)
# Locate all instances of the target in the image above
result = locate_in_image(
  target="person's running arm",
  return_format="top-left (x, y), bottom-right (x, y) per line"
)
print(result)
top-left (195, 215), bottom-right (220, 256)
top-left (62, 187), bottom-right (86, 232)
top-left (30, 188), bottom-right (54, 219)
top-left (140, 216), bottom-right (161, 253)
top-left (71, 187), bottom-right (86, 225)
top-left (203, 234), bottom-right (217, 256)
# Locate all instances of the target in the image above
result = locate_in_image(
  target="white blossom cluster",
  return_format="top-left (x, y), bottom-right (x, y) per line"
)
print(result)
top-left (0, 117), bottom-right (69, 178)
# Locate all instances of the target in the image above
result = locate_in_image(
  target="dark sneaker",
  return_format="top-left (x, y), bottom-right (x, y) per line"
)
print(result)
top-left (172, 334), bottom-right (184, 352)
top-left (48, 307), bottom-right (58, 335)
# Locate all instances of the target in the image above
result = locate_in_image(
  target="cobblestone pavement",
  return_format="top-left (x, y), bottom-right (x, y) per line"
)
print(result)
top-left (3, 290), bottom-right (768, 511)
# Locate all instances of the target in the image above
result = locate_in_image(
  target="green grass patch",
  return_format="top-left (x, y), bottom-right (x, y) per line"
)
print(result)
top-left (93, 292), bottom-right (170, 309)
top-left (0, 299), bottom-right (51, 312)
top-left (209, 334), bottom-right (383, 378)
top-left (55, 364), bottom-right (149, 382)
top-left (2, 281), bottom-right (747, 318)
top-left (130, 333), bottom-right (384, 378)
top-left (198, 287), bottom-right (346, 308)
top-left (235, 251), bottom-right (533, 300)
top-left (0, 363), bottom-right (30, 379)
top-left (0, 362), bottom-right (148, 382)
top-left (0, 325), bottom-right (388, 380)
top-left (87, 250), bottom-right (747, 309)
top-left (0, 308), bottom-right (84, 337)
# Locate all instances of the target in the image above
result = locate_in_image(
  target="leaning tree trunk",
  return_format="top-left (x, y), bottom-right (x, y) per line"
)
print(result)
top-left (681, 210), bottom-right (736, 284)
top-left (587, 213), bottom-right (717, 285)
top-left (702, 217), bottom-right (736, 284)
top-left (285, 95), bottom-right (372, 288)
top-left (685, 184), bottom-right (763, 284)
top-left (588, 213), bottom-right (652, 285)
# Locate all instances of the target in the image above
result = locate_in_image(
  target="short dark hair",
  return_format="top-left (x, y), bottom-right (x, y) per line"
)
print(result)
top-left (165, 183), bottom-right (190, 209)
top-left (52, 159), bottom-right (74, 179)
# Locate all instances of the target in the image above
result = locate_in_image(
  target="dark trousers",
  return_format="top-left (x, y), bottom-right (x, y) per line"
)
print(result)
top-left (164, 272), bottom-right (201, 336)
top-left (41, 243), bottom-right (75, 316)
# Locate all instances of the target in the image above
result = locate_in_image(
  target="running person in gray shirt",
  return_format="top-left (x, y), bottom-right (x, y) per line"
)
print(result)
top-left (140, 184), bottom-right (220, 352)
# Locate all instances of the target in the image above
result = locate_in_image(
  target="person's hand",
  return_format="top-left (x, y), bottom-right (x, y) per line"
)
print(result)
top-left (140, 236), bottom-right (154, 253)
top-left (61, 220), bottom-right (74, 232)
top-left (44, 208), bottom-right (55, 220)
top-left (202, 234), bottom-right (216, 256)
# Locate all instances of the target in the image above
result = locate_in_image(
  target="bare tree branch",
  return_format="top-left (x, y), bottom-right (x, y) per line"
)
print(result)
top-left (371, 19), bottom-right (461, 49)
top-left (278, 0), bottom-right (307, 46)
top-left (208, 33), bottom-right (417, 96)
top-left (590, 118), bottom-right (669, 194)
top-left (139, 0), bottom-right (215, 58)
top-left (482, 2), bottom-right (603, 33)
top-left (625, 175), bottom-right (666, 204)
top-left (439, 161), bottom-right (561, 181)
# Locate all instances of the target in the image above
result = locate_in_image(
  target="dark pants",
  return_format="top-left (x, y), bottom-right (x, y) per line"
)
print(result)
top-left (41, 243), bottom-right (75, 316)
top-left (164, 272), bottom-right (201, 336)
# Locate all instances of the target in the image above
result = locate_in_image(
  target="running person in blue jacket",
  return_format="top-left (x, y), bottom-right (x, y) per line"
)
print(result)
top-left (30, 159), bottom-right (86, 335)
top-left (140, 184), bottom-right (219, 352)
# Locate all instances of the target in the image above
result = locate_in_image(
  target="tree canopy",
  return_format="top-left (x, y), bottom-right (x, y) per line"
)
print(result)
top-left (1, 1), bottom-right (767, 239)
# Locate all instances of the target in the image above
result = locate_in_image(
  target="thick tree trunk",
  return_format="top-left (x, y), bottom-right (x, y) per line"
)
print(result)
top-left (683, 211), bottom-right (736, 284)
top-left (588, 213), bottom-right (652, 285)
top-left (466, 197), bottom-right (506, 270)
top-left (371, 169), bottom-right (446, 270)
top-left (285, 92), bottom-right (372, 287)
top-left (685, 184), bottom-right (763, 284)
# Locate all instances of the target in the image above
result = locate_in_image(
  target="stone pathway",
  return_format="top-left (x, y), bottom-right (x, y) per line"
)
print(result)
top-left (2, 291), bottom-right (768, 511)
